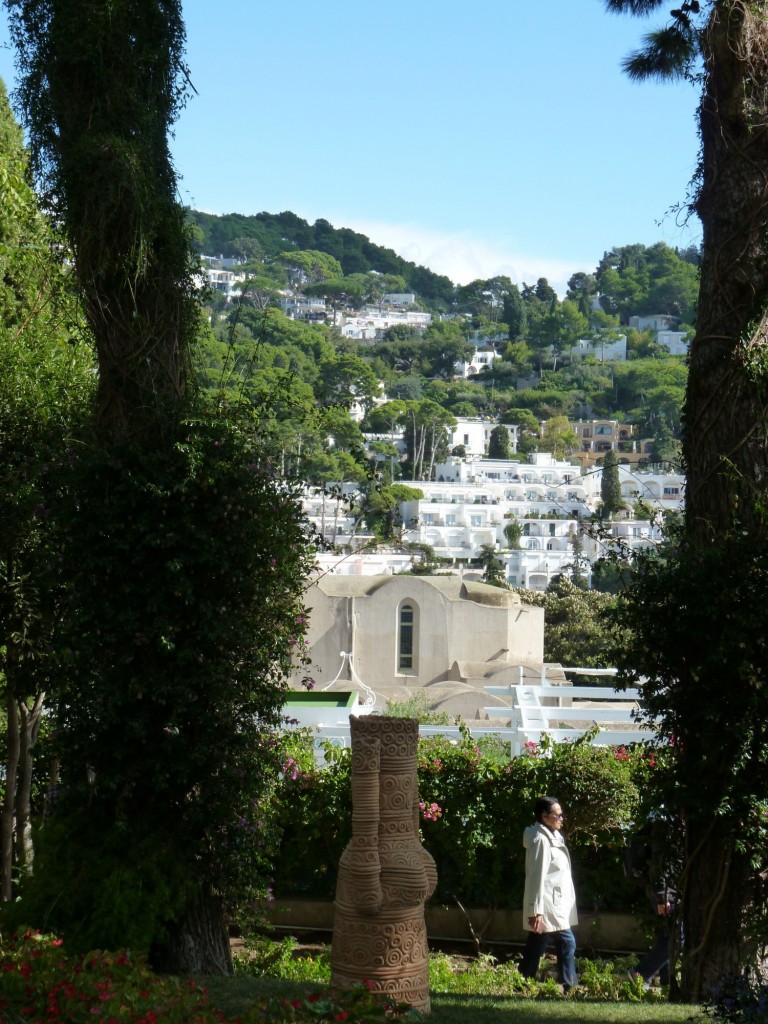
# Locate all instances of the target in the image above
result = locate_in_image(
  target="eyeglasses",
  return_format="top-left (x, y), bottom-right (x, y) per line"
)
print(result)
top-left (548, 812), bottom-right (564, 819)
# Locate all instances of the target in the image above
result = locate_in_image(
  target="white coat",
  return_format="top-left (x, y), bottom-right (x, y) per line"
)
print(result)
top-left (522, 822), bottom-right (578, 932)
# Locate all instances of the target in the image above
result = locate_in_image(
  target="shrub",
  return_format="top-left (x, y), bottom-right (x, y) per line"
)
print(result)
top-left (234, 935), bottom-right (331, 983)
top-left (703, 975), bottom-right (768, 1024)
top-left (0, 930), bottom-right (223, 1023)
top-left (271, 728), bottom-right (662, 914)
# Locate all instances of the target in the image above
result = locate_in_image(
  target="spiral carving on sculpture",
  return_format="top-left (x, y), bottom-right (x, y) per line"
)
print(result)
top-left (332, 715), bottom-right (435, 1013)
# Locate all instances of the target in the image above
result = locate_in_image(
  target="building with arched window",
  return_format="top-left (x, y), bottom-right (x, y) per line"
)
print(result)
top-left (290, 574), bottom-right (544, 720)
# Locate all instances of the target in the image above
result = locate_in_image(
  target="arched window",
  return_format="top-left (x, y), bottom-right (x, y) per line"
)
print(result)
top-left (398, 601), bottom-right (418, 673)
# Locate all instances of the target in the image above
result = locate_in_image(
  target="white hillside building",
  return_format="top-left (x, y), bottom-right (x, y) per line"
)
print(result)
top-left (448, 419), bottom-right (519, 457)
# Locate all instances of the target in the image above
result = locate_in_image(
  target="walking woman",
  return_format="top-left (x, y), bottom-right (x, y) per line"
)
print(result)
top-left (521, 795), bottom-right (578, 990)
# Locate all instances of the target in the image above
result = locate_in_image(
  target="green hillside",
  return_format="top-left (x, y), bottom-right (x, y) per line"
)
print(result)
top-left (188, 209), bottom-right (455, 308)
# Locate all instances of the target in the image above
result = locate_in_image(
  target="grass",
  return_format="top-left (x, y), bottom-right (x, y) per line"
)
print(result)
top-left (428, 994), bottom-right (701, 1024)
top-left (200, 939), bottom-right (704, 1024)
top-left (202, 975), bottom-right (702, 1024)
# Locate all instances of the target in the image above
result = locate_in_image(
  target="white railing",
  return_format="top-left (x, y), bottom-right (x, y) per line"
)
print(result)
top-left (483, 670), bottom-right (657, 754)
top-left (295, 667), bottom-right (659, 762)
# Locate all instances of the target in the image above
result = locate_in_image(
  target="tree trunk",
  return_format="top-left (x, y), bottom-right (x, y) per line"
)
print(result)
top-left (677, 5), bottom-right (768, 1000)
top-left (152, 888), bottom-right (233, 976)
top-left (686, 2), bottom-right (768, 542)
top-left (15, 693), bottom-right (45, 878)
top-left (1, 690), bottom-right (20, 901)
top-left (678, 818), bottom-right (754, 1001)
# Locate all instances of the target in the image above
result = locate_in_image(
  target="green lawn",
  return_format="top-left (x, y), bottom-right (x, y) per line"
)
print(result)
top-left (202, 976), bottom-right (703, 1024)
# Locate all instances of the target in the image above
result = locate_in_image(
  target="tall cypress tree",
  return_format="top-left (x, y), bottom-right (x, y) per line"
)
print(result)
top-left (599, 449), bottom-right (623, 519)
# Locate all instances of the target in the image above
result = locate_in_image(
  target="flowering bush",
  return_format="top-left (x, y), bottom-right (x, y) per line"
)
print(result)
top-left (0, 931), bottom-right (418, 1024)
top-left (0, 930), bottom-right (224, 1023)
top-left (271, 728), bottom-right (665, 913)
top-left (418, 802), bottom-right (442, 822)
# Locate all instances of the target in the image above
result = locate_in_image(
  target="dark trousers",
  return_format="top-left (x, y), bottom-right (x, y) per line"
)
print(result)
top-left (637, 925), bottom-right (670, 984)
top-left (521, 927), bottom-right (578, 989)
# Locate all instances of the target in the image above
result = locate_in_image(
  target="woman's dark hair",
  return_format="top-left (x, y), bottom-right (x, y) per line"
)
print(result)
top-left (534, 796), bottom-right (560, 822)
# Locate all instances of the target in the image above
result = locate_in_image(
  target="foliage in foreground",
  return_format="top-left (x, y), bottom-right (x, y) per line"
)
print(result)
top-left (610, 534), bottom-right (768, 983)
top-left (0, 931), bottom-right (414, 1024)
top-left (233, 936), bottom-right (665, 1004)
top-left (702, 974), bottom-right (768, 1024)
top-left (4, 415), bottom-right (315, 960)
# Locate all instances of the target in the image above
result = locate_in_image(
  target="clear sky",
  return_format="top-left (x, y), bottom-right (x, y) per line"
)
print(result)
top-left (0, 1), bottom-right (701, 295)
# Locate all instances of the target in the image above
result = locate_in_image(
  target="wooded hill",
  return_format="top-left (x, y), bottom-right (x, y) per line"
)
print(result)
top-left (188, 209), bottom-right (700, 322)
top-left (194, 215), bottom-right (693, 487)
top-left (188, 209), bottom-right (455, 308)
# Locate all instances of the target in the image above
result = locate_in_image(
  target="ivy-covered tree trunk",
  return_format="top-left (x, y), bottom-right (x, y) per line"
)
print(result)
top-left (5, 0), bottom-right (234, 975)
top-left (607, 1), bottom-right (768, 1001)
top-left (678, 4), bottom-right (768, 1000)
top-left (685, 3), bottom-right (768, 542)
top-left (7, 0), bottom-right (196, 446)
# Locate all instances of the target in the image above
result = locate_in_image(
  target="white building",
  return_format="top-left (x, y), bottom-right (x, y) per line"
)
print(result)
top-left (657, 330), bottom-right (689, 355)
top-left (290, 574), bottom-right (545, 721)
top-left (395, 455), bottom-right (592, 589)
top-left (339, 308), bottom-right (431, 341)
top-left (280, 295), bottom-right (327, 320)
top-left (198, 266), bottom-right (248, 300)
top-left (628, 314), bottom-right (678, 332)
top-left (302, 484), bottom-right (373, 550)
top-left (301, 456), bottom-right (685, 591)
top-left (455, 348), bottom-right (500, 379)
top-left (617, 465), bottom-right (685, 514)
top-left (570, 334), bottom-right (628, 362)
top-left (434, 452), bottom-right (580, 490)
top-left (448, 418), bottom-right (519, 457)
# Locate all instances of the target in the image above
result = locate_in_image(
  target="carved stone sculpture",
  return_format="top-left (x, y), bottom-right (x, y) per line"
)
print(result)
top-left (331, 715), bottom-right (437, 1013)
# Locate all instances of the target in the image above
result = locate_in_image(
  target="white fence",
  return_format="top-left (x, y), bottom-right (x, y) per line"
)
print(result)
top-left (483, 670), bottom-right (657, 755)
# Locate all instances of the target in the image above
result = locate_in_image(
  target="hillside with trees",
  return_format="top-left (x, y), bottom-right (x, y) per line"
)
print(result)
top-left (194, 215), bottom-right (694, 483)
top-left (189, 209), bottom-right (456, 307)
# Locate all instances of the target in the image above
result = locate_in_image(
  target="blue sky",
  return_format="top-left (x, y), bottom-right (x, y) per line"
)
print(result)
top-left (0, 1), bottom-right (701, 295)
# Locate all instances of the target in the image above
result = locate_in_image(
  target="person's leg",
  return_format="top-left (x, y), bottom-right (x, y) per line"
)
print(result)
top-left (552, 928), bottom-right (578, 990)
top-left (521, 930), bottom-right (549, 979)
top-left (636, 927), bottom-right (669, 983)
